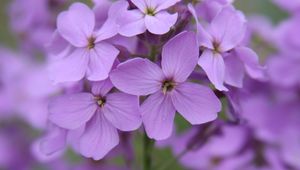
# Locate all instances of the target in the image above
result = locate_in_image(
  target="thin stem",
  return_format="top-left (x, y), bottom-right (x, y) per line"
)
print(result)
top-left (143, 132), bottom-right (154, 170)
top-left (149, 45), bottom-right (157, 62)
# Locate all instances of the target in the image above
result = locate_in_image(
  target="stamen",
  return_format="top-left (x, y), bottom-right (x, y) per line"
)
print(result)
top-left (212, 41), bottom-right (221, 53)
top-left (96, 97), bottom-right (106, 108)
top-left (88, 36), bottom-right (96, 49)
top-left (162, 80), bottom-right (175, 94)
top-left (145, 8), bottom-right (156, 16)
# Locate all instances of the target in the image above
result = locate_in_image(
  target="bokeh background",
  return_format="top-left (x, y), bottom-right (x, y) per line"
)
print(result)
top-left (0, 0), bottom-right (295, 170)
top-left (0, 0), bottom-right (288, 48)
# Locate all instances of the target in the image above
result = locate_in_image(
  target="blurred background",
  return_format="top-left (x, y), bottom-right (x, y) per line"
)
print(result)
top-left (0, 0), bottom-right (288, 48)
top-left (0, 0), bottom-right (298, 170)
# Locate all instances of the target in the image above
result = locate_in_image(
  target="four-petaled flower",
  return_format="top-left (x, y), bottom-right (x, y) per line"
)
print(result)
top-left (189, 5), bottom-right (266, 91)
top-left (110, 32), bottom-right (221, 140)
top-left (118, 0), bottom-right (180, 36)
top-left (49, 79), bottom-right (142, 160)
top-left (49, 3), bottom-right (119, 84)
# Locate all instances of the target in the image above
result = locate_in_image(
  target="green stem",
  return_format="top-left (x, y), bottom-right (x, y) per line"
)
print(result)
top-left (143, 132), bottom-right (154, 170)
top-left (149, 45), bottom-right (157, 62)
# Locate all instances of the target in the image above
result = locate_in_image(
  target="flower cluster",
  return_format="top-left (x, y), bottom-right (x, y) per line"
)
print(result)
top-left (0, 0), bottom-right (299, 170)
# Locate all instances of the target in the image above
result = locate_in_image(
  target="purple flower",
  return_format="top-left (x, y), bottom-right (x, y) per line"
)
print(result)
top-left (159, 125), bottom-right (250, 170)
top-left (49, 3), bottom-right (119, 84)
top-left (9, 0), bottom-right (50, 34)
top-left (272, 0), bottom-right (300, 13)
top-left (117, 0), bottom-right (179, 36)
top-left (193, 0), bottom-right (235, 22)
top-left (49, 79), bottom-right (142, 160)
top-left (189, 5), bottom-right (266, 91)
top-left (110, 32), bottom-right (221, 140)
top-left (38, 124), bottom-right (67, 158)
top-left (267, 56), bottom-right (300, 88)
top-left (275, 15), bottom-right (300, 58)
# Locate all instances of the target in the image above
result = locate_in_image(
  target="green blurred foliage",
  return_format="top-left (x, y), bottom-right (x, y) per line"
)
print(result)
top-left (234, 0), bottom-right (288, 23)
top-left (0, 0), bottom-right (16, 47)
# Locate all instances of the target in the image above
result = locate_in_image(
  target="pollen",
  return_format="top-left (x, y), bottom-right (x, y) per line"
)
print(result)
top-left (96, 97), bottom-right (106, 108)
top-left (212, 41), bottom-right (221, 53)
top-left (88, 36), bottom-right (96, 49)
top-left (145, 7), bottom-right (156, 16)
top-left (162, 80), bottom-right (176, 94)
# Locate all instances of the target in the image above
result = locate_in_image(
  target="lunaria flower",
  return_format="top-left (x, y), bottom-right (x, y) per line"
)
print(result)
top-left (49, 3), bottom-right (119, 84)
top-left (49, 79), bottom-right (142, 160)
top-left (189, 5), bottom-right (266, 91)
top-left (110, 32), bottom-right (221, 140)
top-left (117, 0), bottom-right (180, 36)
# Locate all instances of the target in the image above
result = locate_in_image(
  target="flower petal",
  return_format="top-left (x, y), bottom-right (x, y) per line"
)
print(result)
top-left (161, 31), bottom-right (198, 82)
top-left (145, 11), bottom-right (177, 35)
top-left (79, 113), bottom-right (119, 160)
top-left (209, 7), bottom-right (246, 51)
top-left (67, 126), bottom-right (85, 152)
top-left (95, 19), bottom-right (118, 42)
top-left (57, 3), bottom-right (95, 47)
top-left (108, 0), bottom-right (129, 19)
top-left (198, 50), bottom-right (228, 91)
top-left (48, 48), bottom-right (89, 84)
top-left (224, 53), bottom-right (245, 88)
top-left (87, 42), bottom-right (119, 81)
top-left (131, 0), bottom-right (147, 12)
top-left (155, 0), bottom-right (181, 12)
top-left (118, 10), bottom-right (146, 37)
top-left (267, 56), bottom-right (300, 87)
top-left (103, 92), bottom-right (142, 131)
top-left (188, 4), bottom-right (213, 48)
top-left (207, 126), bottom-right (247, 156)
top-left (91, 79), bottom-right (114, 96)
top-left (142, 91), bottom-right (176, 140)
top-left (40, 126), bottom-right (67, 155)
top-left (235, 47), bottom-right (266, 80)
top-left (110, 58), bottom-right (164, 96)
top-left (171, 82), bottom-right (221, 125)
top-left (49, 93), bottom-right (97, 129)
top-left (95, 0), bottom-right (129, 42)
top-left (46, 30), bottom-right (70, 58)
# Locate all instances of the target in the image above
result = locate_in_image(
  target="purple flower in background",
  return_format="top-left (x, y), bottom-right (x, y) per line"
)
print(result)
top-left (117, 0), bottom-right (179, 36)
top-left (8, 0), bottom-right (64, 54)
top-left (275, 15), bottom-right (300, 58)
top-left (38, 124), bottom-right (67, 158)
top-left (110, 32), bottom-right (221, 140)
top-left (272, 0), bottom-right (300, 13)
top-left (49, 2), bottom-right (119, 84)
top-left (168, 125), bottom-right (250, 170)
top-left (267, 56), bottom-right (300, 88)
top-left (189, 5), bottom-right (266, 91)
top-left (49, 79), bottom-right (142, 160)
top-left (193, 0), bottom-right (235, 22)
top-left (9, 0), bottom-right (49, 32)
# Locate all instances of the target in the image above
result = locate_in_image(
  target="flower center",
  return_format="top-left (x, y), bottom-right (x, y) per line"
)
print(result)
top-left (162, 79), bottom-right (175, 94)
top-left (96, 97), bottom-right (106, 108)
top-left (145, 7), bottom-right (156, 16)
top-left (212, 41), bottom-right (221, 53)
top-left (88, 36), bottom-right (96, 49)
top-left (211, 157), bottom-right (222, 165)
